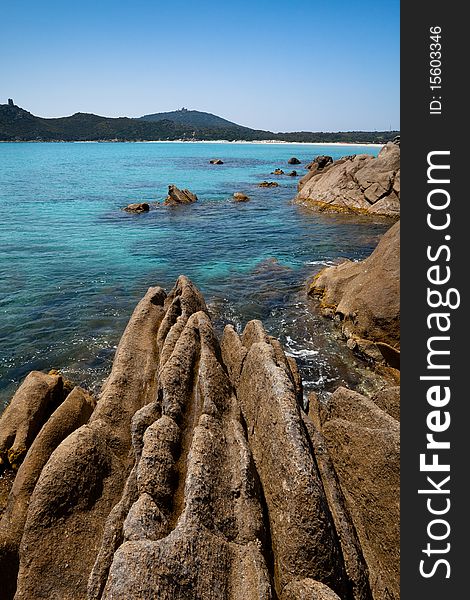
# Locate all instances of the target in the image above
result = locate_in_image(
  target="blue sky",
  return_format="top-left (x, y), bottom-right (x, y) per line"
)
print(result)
top-left (1, 0), bottom-right (399, 131)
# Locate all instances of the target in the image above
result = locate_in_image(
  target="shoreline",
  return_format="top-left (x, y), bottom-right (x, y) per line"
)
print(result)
top-left (0, 139), bottom-right (385, 147)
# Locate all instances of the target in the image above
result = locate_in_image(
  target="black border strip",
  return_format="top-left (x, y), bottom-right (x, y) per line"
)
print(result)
top-left (401, 2), bottom-right (466, 597)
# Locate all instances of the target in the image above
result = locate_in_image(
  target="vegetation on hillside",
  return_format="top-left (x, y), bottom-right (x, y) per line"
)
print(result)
top-left (0, 103), bottom-right (399, 143)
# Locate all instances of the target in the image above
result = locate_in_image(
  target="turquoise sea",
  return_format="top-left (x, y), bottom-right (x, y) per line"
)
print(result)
top-left (0, 142), bottom-right (387, 409)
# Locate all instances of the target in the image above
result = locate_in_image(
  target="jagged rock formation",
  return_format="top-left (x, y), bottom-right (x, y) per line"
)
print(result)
top-left (309, 222), bottom-right (400, 366)
top-left (295, 143), bottom-right (400, 217)
top-left (0, 277), bottom-right (399, 600)
top-left (163, 185), bottom-right (198, 206)
top-left (298, 156), bottom-right (333, 188)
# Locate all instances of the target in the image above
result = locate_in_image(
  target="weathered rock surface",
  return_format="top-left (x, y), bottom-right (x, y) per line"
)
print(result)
top-left (309, 221), bottom-right (400, 365)
top-left (295, 143), bottom-right (400, 217)
top-left (0, 371), bottom-right (69, 470)
top-left (0, 386), bottom-right (95, 597)
top-left (233, 192), bottom-right (250, 202)
top-left (281, 579), bottom-right (342, 600)
top-left (311, 387), bottom-right (400, 600)
top-left (298, 155), bottom-right (333, 188)
top-left (123, 202), bottom-right (150, 213)
top-left (163, 185), bottom-right (198, 206)
top-left (0, 277), bottom-right (398, 600)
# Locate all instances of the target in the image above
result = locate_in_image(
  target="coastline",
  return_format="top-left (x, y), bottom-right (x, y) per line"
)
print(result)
top-left (0, 139), bottom-right (384, 147)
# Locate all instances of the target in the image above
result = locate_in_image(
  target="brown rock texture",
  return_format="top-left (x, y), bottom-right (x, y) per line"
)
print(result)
top-left (0, 371), bottom-right (68, 470)
top-left (0, 387), bottom-right (96, 597)
top-left (233, 192), bottom-right (250, 202)
top-left (123, 202), bottom-right (150, 213)
top-left (295, 143), bottom-right (400, 217)
top-left (311, 388), bottom-right (400, 600)
top-left (0, 277), bottom-right (399, 600)
top-left (258, 181), bottom-right (279, 188)
top-left (309, 221), bottom-right (400, 365)
top-left (163, 185), bottom-right (198, 206)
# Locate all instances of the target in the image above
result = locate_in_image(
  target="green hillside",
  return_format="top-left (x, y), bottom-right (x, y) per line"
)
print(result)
top-left (0, 101), bottom-right (399, 143)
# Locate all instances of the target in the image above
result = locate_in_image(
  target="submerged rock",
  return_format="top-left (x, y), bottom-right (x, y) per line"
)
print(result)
top-left (123, 203), bottom-right (150, 213)
top-left (287, 170), bottom-right (298, 177)
top-left (233, 192), bottom-right (250, 202)
top-left (271, 168), bottom-right (285, 175)
top-left (0, 277), bottom-right (398, 600)
top-left (288, 157), bottom-right (301, 165)
top-left (309, 221), bottom-right (400, 365)
top-left (296, 143), bottom-right (400, 217)
top-left (209, 158), bottom-right (224, 164)
top-left (163, 185), bottom-right (198, 206)
top-left (258, 181), bottom-right (279, 188)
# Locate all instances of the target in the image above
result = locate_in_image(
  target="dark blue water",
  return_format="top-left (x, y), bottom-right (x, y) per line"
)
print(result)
top-left (0, 142), bottom-right (388, 409)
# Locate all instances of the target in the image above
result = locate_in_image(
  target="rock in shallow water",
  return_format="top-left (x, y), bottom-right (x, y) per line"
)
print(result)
top-left (295, 142), bottom-right (400, 217)
top-left (258, 181), bottom-right (279, 188)
top-left (233, 192), bottom-right (250, 202)
top-left (123, 202), bottom-right (150, 213)
top-left (163, 185), bottom-right (198, 206)
top-left (0, 276), bottom-right (398, 600)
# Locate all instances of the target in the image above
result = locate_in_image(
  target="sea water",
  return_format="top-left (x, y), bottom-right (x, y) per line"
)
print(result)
top-left (0, 141), bottom-right (388, 409)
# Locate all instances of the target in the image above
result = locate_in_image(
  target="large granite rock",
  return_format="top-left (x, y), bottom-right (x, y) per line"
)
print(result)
top-left (309, 221), bottom-right (400, 365)
top-left (0, 277), bottom-right (398, 600)
top-left (310, 387), bottom-right (400, 600)
top-left (221, 321), bottom-right (352, 597)
top-left (295, 143), bottom-right (400, 217)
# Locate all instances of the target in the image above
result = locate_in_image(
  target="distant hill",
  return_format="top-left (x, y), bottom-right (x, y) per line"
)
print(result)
top-left (0, 101), bottom-right (399, 144)
top-left (140, 108), bottom-right (246, 130)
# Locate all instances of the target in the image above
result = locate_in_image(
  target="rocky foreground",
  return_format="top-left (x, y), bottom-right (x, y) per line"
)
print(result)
top-left (295, 142), bottom-right (400, 217)
top-left (0, 277), bottom-right (399, 600)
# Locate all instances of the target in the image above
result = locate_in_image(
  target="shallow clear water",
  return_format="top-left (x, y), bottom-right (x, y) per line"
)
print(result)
top-left (0, 142), bottom-right (388, 409)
